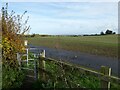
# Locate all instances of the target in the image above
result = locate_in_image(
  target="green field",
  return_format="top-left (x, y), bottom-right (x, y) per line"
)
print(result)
top-left (26, 35), bottom-right (118, 58)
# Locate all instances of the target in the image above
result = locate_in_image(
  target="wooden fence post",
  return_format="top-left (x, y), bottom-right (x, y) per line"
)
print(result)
top-left (100, 66), bottom-right (111, 90)
top-left (39, 50), bottom-right (46, 81)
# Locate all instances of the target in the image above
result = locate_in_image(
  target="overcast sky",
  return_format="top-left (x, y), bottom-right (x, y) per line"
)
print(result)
top-left (2, 2), bottom-right (118, 35)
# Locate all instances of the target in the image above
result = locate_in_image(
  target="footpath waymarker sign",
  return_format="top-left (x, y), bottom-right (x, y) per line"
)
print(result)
top-left (24, 40), bottom-right (28, 46)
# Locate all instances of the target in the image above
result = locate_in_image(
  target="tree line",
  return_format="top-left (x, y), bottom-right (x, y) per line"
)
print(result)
top-left (100, 29), bottom-right (116, 35)
top-left (25, 29), bottom-right (116, 38)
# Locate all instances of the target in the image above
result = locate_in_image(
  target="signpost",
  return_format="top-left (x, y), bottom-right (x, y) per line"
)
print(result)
top-left (24, 40), bottom-right (28, 66)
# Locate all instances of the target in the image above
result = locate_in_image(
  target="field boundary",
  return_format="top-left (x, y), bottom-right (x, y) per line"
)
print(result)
top-left (17, 49), bottom-right (120, 89)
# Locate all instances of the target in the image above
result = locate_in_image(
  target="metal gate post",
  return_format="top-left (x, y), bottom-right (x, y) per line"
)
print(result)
top-left (34, 54), bottom-right (38, 80)
top-left (26, 48), bottom-right (28, 66)
top-left (17, 53), bottom-right (21, 70)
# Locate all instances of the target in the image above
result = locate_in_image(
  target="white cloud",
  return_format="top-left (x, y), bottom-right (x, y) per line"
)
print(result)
top-left (6, 2), bottom-right (118, 35)
top-left (28, 13), bottom-right (118, 34)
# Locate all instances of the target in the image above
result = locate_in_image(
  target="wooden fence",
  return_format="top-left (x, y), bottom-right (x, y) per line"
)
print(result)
top-left (17, 49), bottom-right (120, 89)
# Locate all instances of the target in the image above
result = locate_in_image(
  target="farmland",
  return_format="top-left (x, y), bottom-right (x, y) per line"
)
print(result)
top-left (26, 34), bottom-right (118, 58)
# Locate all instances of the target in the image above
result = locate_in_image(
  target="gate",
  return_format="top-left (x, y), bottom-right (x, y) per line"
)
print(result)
top-left (17, 48), bottom-right (39, 81)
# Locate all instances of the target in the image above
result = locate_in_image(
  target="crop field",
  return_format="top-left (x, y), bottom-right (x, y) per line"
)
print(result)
top-left (26, 35), bottom-right (118, 58)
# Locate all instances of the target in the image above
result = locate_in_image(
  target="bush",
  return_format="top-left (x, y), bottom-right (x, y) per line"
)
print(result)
top-left (1, 3), bottom-right (30, 89)
top-left (2, 3), bottom-right (30, 67)
top-left (2, 64), bottom-right (25, 89)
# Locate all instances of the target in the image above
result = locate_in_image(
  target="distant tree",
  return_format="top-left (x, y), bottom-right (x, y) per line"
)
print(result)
top-left (105, 29), bottom-right (113, 34)
top-left (73, 35), bottom-right (78, 37)
top-left (94, 34), bottom-right (98, 36)
top-left (100, 31), bottom-right (104, 35)
top-left (113, 32), bottom-right (116, 34)
top-left (31, 33), bottom-right (35, 37)
top-left (41, 35), bottom-right (48, 37)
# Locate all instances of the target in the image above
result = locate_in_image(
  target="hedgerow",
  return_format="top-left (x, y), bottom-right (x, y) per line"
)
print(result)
top-left (1, 3), bottom-right (30, 88)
